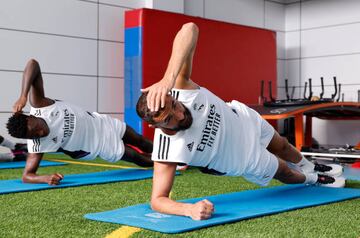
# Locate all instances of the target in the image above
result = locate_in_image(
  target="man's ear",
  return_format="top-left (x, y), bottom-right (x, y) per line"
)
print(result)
top-left (148, 124), bottom-right (157, 128)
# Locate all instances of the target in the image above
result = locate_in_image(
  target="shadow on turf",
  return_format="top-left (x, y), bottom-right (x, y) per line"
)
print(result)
top-left (346, 181), bottom-right (360, 189)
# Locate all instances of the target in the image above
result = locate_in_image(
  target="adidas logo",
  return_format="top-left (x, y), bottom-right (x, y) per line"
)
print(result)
top-left (52, 137), bottom-right (58, 143)
top-left (198, 104), bottom-right (204, 111)
top-left (187, 142), bottom-right (194, 152)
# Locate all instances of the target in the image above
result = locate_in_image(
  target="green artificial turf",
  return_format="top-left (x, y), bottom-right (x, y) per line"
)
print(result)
top-left (0, 154), bottom-right (359, 238)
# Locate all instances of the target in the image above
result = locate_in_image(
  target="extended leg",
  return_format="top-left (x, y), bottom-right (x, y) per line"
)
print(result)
top-left (121, 145), bottom-right (153, 167)
top-left (274, 158), bottom-right (336, 185)
top-left (267, 131), bottom-right (302, 164)
top-left (267, 132), bottom-right (336, 174)
top-left (122, 126), bottom-right (153, 153)
top-left (274, 158), bottom-right (307, 184)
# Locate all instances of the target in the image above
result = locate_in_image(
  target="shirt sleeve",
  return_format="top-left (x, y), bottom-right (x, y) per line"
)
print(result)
top-left (27, 138), bottom-right (59, 153)
top-left (151, 129), bottom-right (191, 164)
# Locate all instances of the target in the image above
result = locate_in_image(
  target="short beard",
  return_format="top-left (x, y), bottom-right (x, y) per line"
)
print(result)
top-left (176, 106), bottom-right (193, 131)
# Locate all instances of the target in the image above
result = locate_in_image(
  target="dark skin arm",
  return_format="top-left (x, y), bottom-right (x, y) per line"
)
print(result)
top-left (23, 153), bottom-right (63, 185)
top-left (14, 59), bottom-right (61, 184)
top-left (13, 59), bottom-right (54, 112)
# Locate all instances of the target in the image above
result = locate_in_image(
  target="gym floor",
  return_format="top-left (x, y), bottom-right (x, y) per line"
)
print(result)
top-left (1, 154), bottom-right (359, 238)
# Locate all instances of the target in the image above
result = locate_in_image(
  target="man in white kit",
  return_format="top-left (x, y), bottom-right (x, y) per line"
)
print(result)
top-left (6, 59), bottom-right (153, 185)
top-left (136, 22), bottom-right (343, 220)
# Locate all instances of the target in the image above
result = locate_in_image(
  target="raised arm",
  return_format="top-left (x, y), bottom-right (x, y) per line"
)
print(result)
top-left (151, 161), bottom-right (214, 220)
top-left (22, 153), bottom-right (64, 185)
top-left (13, 59), bottom-right (53, 112)
top-left (142, 22), bottom-right (200, 112)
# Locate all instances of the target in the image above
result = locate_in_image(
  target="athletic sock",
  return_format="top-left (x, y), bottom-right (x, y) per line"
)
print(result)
top-left (0, 153), bottom-right (14, 162)
top-left (296, 156), bottom-right (315, 173)
top-left (0, 138), bottom-right (16, 150)
top-left (286, 162), bottom-right (302, 172)
top-left (303, 172), bottom-right (318, 184)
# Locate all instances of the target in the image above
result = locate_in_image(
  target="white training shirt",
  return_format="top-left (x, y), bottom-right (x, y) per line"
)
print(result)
top-left (27, 100), bottom-right (126, 162)
top-left (152, 87), bottom-right (266, 176)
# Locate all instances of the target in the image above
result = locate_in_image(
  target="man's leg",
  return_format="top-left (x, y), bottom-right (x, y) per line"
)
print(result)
top-left (122, 126), bottom-right (153, 153)
top-left (267, 132), bottom-right (338, 177)
top-left (267, 131), bottom-right (325, 172)
top-left (274, 158), bottom-right (335, 185)
top-left (274, 158), bottom-right (310, 184)
top-left (267, 131), bottom-right (302, 163)
top-left (0, 135), bottom-right (16, 150)
top-left (121, 146), bottom-right (153, 167)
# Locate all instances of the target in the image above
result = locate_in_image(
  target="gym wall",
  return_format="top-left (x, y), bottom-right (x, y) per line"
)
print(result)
top-left (0, 0), bottom-right (285, 152)
top-left (124, 8), bottom-right (277, 138)
top-left (0, 0), bottom-right (356, 149)
top-left (283, 1), bottom-right (360, 145)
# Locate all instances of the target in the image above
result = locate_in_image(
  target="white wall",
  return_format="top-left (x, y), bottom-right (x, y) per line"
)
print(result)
top-left (0, 0), bottom-right (183, 152)
top-left (0, 0), bottom-right (144, 152)
top-left (0, 0), bottom-right (358, 151)
top-left (284, 0), bottom-right (360, 145)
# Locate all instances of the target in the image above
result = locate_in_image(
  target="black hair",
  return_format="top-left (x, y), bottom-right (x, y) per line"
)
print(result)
top-left (6, 113), bottom-right (29, 138)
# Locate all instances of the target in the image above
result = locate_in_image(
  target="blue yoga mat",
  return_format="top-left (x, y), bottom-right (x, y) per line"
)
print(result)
top-left (85, 185), bottom-right (360, 233)
top-left (344, 167), bottom-right (360, 181)
top-left (0, 169), bottom-right (153, 195)
top-left (0, 160), bottom-right (67, 169)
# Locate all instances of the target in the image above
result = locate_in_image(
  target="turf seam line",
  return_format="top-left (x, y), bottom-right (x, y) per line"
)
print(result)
top-left (104, 226), bottom-right (141, 238)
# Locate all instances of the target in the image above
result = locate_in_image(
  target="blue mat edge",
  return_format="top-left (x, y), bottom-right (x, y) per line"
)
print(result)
top-left (0, 160), bottom-right (67, 169)
top-left (0, 170), bottom-right (180, 195)
top-left (84, 185), bottom-right (360, 234)
top-left (0, 169), bottom-right (155, 195)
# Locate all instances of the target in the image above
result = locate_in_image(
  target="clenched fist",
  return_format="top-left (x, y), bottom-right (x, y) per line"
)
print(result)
top-left (45, 173), bottom-right (64, 185)
top-left (189, 199), bottom-right (214, 220)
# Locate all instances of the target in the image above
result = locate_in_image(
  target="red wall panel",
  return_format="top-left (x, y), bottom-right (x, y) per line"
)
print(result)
top-left (125, 9), bottom-right (277, 138)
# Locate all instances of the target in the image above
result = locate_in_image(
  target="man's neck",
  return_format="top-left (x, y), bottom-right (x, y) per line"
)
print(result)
top-left (160, 128), bottom-right (178, 135)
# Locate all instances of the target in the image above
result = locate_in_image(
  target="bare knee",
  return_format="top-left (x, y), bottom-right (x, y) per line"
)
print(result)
top-left (268, 134), bottom-right (291, 155)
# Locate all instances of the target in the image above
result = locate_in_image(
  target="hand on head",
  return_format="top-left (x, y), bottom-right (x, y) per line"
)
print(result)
top-left (141, 79), bottom-right (174, 112)
top-left (13, 95), bottom-right (27, 113)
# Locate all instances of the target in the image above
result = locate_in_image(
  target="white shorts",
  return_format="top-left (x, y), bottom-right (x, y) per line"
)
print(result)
top-left (243, 115), bottom-right (279, 186)
top-left (243, 149), bottom-right (279, 186)
top-left (229, 101), bottom-right (278, 186)
top-left (98, 116), bottom-right (127, 163)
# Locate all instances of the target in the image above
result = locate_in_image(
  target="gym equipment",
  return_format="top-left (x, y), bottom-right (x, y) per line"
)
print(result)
top-left (84, 185), bottom-right (360, 234)
top-left (0, 160), bottom-right (66, 169)
top-left (302, 144), bottom-right (360, 161)
top-left (262, 77), bottom-right (339, 107)
top-left (0, 169), bottom-right (154, 195)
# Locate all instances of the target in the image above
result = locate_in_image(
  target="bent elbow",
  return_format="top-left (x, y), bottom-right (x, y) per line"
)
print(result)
top-left (22, 174), bottom-right (29, 183)
top-left (150, 198), bottom-right (161, 212)
top-left (150, 199), bottom-right (157, 211)
top-left (182, 22), bottom-right (199, 34)
top-left (28, 58), bottom-right (39, 67)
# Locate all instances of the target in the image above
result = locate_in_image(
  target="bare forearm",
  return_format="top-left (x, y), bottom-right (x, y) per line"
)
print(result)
top-left (164, 23), bottom-right (199, 83)
top-left (20, 59), bottom-right (41, 98)
top-left (22, 172), bottom-right (49, 184)
top-left (151, 197), bottom-right (192, 217)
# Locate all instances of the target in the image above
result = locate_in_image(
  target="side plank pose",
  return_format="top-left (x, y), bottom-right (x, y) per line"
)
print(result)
top-left (136, 23), bottom-right (342, 220)
top-left (7, 59), bottom-right (153, 185)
